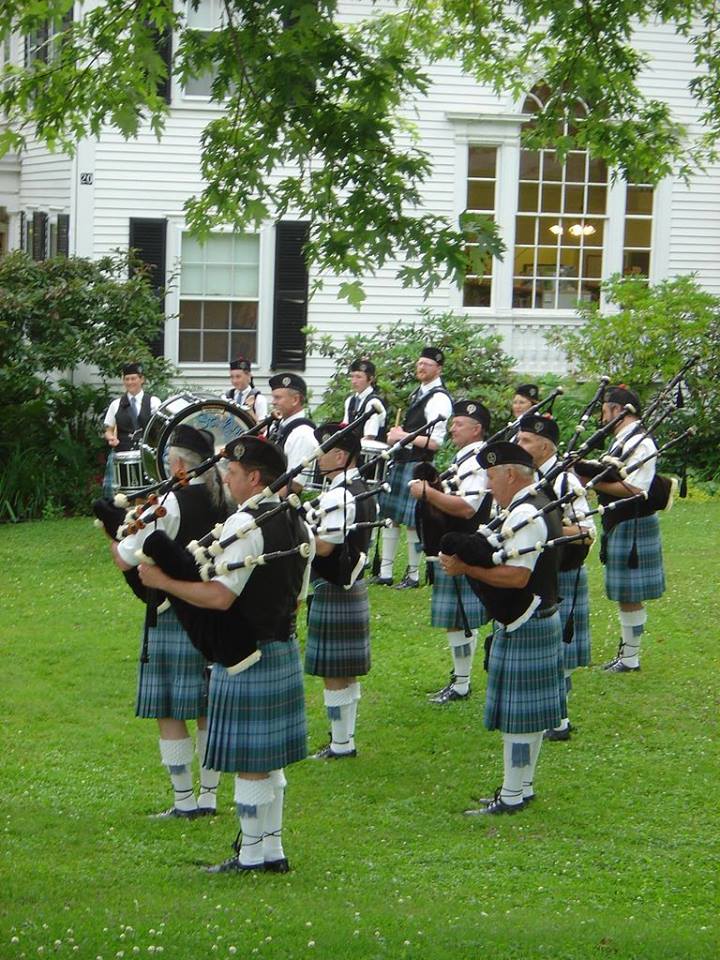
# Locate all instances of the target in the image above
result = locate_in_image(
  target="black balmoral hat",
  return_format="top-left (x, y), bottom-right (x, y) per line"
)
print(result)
top-left (518, 413), bottom-right (560, 446)
top-left (478, 441), bottom-right (534, 470)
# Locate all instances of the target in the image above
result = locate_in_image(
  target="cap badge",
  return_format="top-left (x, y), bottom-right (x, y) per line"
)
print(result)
top-left (486, 451), bottom-right (497, 466)
top-left (234, 442), bottom-right (245, 459)
top-left (534, 421), bottom-right (543, 433)
top-left (467, 403), bottom-right (476, 414)
top-left (282, 376), bottom-right (291, 387)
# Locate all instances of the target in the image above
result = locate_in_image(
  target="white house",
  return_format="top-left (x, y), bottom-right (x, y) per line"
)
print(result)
top-left (2, 1), bottom-right (719, 401)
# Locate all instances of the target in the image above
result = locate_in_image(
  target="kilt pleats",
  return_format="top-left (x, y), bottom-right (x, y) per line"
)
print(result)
top-left (135, 606), bottom-right (208, 720)
top-left (430, 565), bottom-right (488, 630)
top-left (484, 612), bottom-right (565, 734)
top-left (557, 566), bottom-right (591, 669)
top-left (204, 638), bottom-right (307, 773)
top-left (604, 514), bottom-right (665, 603)
top-left (378, 461), bottom-right (418, 527)
top-left (305, 579), bottom-right (371, 677)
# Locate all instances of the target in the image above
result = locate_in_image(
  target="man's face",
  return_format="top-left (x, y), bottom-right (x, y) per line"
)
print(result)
top-left (271, 388), bottom-right (302, 419)
top-left (601, 402), bottom-right (626, 428)
top-left (123, 374), bottom-right (144, 395)
top-left (350, 371), bottom-right (370, 393)
top-left (317, 446), bottom-right (347, 476)
top-left (415, 357), bottom-right (441, 384)
top-left (511, 393), bottom-right (534, 418)
top-left (487, 465), bottom-right (513, 508)
top-left (230, 369), bottom-right (250, 390)
top-left (450, 415), bottom-right (483, 450)
top-left (516, 430), bottom-right (553, 468)
top-left (225, 461), bottom-right (257, 503)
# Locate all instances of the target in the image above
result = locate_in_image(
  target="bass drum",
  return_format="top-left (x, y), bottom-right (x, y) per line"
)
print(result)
top-left (141, 393), bottom-right (256, 481)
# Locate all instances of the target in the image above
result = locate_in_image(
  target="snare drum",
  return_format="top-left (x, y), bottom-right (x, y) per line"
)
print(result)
top-left (112, 450), bottom-right (145, 497)
top-left (141, 393), bottom-right (256, 482)
top-left (304, 460), bottom-right (330, 493)
top-left (357, 439), bottom-right (389, 487)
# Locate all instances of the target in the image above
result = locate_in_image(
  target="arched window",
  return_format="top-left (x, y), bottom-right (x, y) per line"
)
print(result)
top-left (513, 86), bottom-right (608, 309)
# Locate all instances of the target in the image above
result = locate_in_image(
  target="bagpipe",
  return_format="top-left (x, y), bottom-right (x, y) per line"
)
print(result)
top-left (134, 517), bottom-right (311, 674)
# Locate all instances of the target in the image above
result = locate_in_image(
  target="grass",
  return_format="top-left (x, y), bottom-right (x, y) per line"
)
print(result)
top-left (1, 502), bottom-right (718, 960)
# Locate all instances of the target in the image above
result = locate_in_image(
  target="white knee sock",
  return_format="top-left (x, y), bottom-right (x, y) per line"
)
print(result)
top-left (324, 686), bottom-right (356, 753)
top-left (346, 682), bottom-right (361, 740)
top-left (448, 630), bottom-right (476, 694)
top-left (159, 737), bottom-right (197, 812)
top-left (263, 769), bottom-right (287, 863)
top-left (196, 727), bottom-right (220, 811)
top-left (406, 528), bottom-right (422, 579)
top-left (522, 733), bottom-right (544, 800)
top-left (501, 733), bottom-right (540, 807)
top-left (234, 776), bottom-right (275, 866)
top-left (380, 525), bottom-right (400, 579)
top-left (618, 608), bottom-right (647, 668)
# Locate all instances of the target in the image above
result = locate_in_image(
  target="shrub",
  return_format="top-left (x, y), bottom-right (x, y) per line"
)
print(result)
top-left (546, 275), bottom-right (720, 481)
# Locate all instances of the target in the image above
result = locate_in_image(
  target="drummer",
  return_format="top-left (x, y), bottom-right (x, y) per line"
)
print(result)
top-left (343, 359), bottom-right (387, 440)
top-left (102, 362), bottom-right (161, 496)
top-left (224, 357), bottom-right (268, 423)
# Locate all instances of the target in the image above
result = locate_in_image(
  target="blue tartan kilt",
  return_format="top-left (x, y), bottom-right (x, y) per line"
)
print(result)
top-left (484, 612), bottom-right (565, 734)
top-left (557, 566), bottom-right (591, 669)
top-left (305, 578), bottom-right (371, 677)
top-left (604, 514), bottom-right (666, 603)
top-left (378, 460), bottom-right (418, 527)
top-left (430, 565), bottom-right (488, 630)
top-left (204, 638), bottom-right (307, 773)
top-left (135, 606), bottom-right (209, 720)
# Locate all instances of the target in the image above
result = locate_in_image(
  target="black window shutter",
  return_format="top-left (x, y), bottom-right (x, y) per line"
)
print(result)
top-left (32, 212), bottom-right (48, 260)
top-left (272, 220), bottom-right (309, 370)
top-left (129, 217), bottom-right (167, 356)
top-left (155, 27), bottom-right (173, 103)
top-left (19, 211), bottom-right (25, 252)
top-left (57, 214), bottom-right (70, 256)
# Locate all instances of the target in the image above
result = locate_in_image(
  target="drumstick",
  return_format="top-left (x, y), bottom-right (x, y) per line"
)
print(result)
top-left (394, 408), bottom-right (402, 428)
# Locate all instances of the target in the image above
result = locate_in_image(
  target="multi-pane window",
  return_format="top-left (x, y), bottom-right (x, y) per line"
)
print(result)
top-left (513, 90), bottom-right (607, 309)
top-left (179, 233), bottom-right (259, 363)
top-left (623, 185), bottom-right (653, 276)
top-left (184, 0), bottom-right (223, 97)
top-left (463, 146), bottom-right (497, 307)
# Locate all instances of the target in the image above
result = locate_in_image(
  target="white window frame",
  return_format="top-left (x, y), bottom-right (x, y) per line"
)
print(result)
top-left (447, 110), bottom-right (672, 317)
top-left (166, 222), bottom-right (274, 373)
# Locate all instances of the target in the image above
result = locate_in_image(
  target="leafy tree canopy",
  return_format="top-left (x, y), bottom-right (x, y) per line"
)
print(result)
top-left (1, 1), bottom-right (718, 303)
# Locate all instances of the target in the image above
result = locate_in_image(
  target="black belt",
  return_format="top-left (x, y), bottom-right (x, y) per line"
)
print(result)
top-left (534, 605), bottom-right (558, 620)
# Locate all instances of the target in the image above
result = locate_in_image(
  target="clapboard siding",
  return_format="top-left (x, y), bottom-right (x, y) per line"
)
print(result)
top-left (10, 4), bottom-right (720, 385)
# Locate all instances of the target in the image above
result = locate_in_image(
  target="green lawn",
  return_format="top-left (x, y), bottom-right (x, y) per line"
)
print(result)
top-left (1, 502), bottom-right (718, 960)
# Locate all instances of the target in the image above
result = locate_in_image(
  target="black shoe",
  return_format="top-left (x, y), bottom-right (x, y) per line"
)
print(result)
top-left (544, 726), bottom-right (571, 741)
top-left (368, 575), bottom-right (393, 586)
top-left (312, 744), bottom-right (357, 760)
top-left (429, 683), bottom-right (470, 704)
top-left (264, 858), bottom-right (291, 874)
top-left (148, 806), bottom-right (199, 820)
top-left (604, 659), bottom-right (641, 673)
top-left (195, 806), bottom-right (219, 817)
top-left (393, 574), bottom-right (419, 590)
top-left (205, 856), bottom-right (265, 874)
top-left (464, 795), bottom-right (523, 816)
top-left (522, 793), bottom-right (536, 806)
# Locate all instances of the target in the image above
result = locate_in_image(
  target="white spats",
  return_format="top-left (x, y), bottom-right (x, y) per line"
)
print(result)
top-left (405, 527), bottom-right (422, 580)
top-left (379, 524), bottom-right (400, 579)
top-left (522, 733), bottom-right (544, 801)
top-left (196, 728), bottom-right (220, 811)
top-left (159, 737), bottom-right (197, 812)
top-left (234, 776), bottom-right (276, 867)
top-left (263, 768), bottom-right (287, 863)
top-left (323, 686), bottom-right (356, 754)
top-left (448, 630), bottom-right (477, 695)
top-left (618, 607), bottom-right (647, 668)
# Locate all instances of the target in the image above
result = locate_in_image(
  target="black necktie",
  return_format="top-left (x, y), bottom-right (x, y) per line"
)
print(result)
top-left (129, 396), bottom-right (139, 429)
top-left (349, 395), bottom-right (360, 420)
